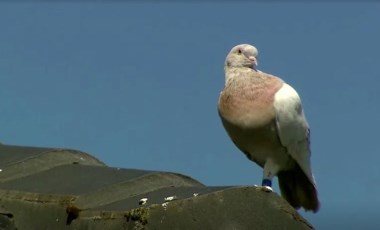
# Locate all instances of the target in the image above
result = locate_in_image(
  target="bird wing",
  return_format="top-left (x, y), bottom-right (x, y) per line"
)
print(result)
top-left (273, 83), bottom-right (316, 185)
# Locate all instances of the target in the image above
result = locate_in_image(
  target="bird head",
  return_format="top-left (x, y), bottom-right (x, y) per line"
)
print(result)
top-left (225, 44), bottom-right (258, 70)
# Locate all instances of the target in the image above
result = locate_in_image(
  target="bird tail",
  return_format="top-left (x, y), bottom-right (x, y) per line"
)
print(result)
top-left (277, 165), bottom-right (320, 212)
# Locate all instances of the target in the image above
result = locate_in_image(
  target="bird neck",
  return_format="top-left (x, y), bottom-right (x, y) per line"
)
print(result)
top-left (224, 66), bottom-right (261, 85)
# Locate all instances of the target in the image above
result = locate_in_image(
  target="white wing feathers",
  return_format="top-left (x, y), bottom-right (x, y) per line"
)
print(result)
top-left (273, 83), bottom-right (316, 185)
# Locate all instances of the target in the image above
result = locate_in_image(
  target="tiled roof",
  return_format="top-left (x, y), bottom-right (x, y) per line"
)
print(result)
top-left (0, 143), bottom-right (313, 230)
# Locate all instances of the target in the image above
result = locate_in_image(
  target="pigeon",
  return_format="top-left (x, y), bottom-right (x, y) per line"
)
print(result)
top-left (218, 44), bottom-right (320, 212)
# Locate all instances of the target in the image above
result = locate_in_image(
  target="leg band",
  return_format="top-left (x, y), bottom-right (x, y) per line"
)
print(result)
top-left (262, 179), bottom-right (272, 187)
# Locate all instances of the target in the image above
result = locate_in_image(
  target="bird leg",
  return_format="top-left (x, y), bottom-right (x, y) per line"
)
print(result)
top-left (256, 158), bottom-right (280, 192)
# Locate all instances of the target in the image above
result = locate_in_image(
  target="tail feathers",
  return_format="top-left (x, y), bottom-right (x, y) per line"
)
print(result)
top-left (277, 165), bottom-right (320, 212)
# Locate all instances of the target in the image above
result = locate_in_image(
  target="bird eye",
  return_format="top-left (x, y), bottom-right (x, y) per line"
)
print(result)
top-left (238, 49), bottom-right (242, 54)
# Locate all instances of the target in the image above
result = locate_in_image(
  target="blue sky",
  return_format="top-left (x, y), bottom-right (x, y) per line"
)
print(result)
top-left (0, 2), bottom-right (379, 229)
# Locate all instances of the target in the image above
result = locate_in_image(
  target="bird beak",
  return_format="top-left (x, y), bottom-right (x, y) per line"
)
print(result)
top-left (248, 56), bottom-right (258, 68)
